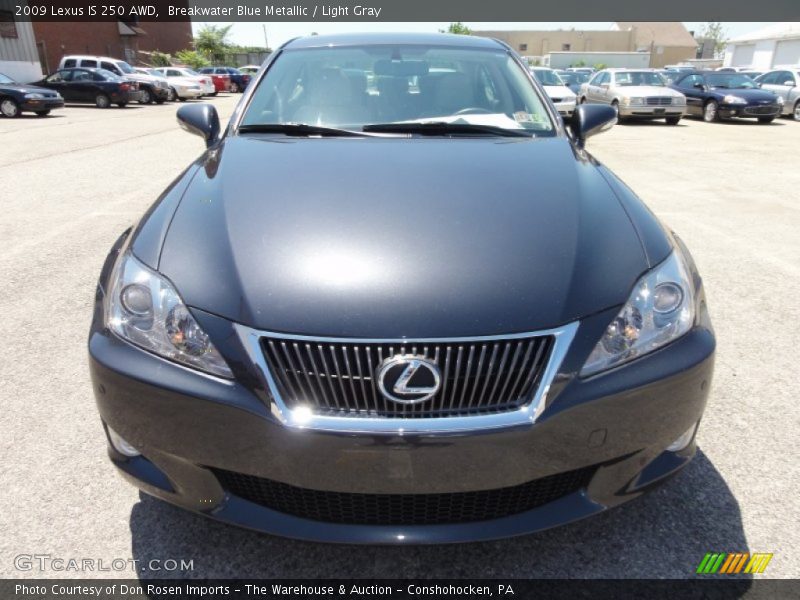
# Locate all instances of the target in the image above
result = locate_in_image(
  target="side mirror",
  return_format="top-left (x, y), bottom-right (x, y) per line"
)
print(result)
top-left (568, 104), bottom-right (617, 147)
top-left (600, 82), bottom-right (610, 89)
top-left (177, 103), bottom-right (220, 148)
top-left (784, 80), bottom-right (795, 86)
top-left (693, 83), bottom-right (706, 91)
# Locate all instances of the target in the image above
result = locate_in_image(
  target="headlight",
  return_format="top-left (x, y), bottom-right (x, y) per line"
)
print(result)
top-left (723, 95), bottom-right (747, 104)
top-left (105, 250), bottom-right (232, 378)
top-left (24, 93), bottom-right (44, 99)
top-left (673, 96), bottom-right (686, 106)
top-left (581, 249), bottom-right (695, 376)
top-left (628, 97), bottom-right (644, 106)
top-left (776, 96), bottom-right (784, 105)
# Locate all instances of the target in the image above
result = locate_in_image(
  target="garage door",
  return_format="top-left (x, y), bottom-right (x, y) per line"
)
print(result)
top-left (731, 44), bottom-right (755, 67)
top-left (773, 39), bottom-right (800, 67)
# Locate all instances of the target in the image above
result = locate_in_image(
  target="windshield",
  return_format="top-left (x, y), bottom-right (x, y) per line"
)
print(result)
top-left (0, 73), bottom-right (14, 84)
top-left (531, 69), bottom-right (563, 86)
top-left (96, 69), bottom-right (121, 80)
top-left (116, 61), bottom-right (135, 74)
top-left (240, 45), bottom-right (555, 135)
top-left (705, 73), bottom-right (757, 89)
top-left (615, 71), bottom-right (666, 86)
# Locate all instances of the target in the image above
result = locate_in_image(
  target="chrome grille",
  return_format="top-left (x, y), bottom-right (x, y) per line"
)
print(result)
top-left (646, 96), bottom-right (673, 106)
top-left (744, 105), bottom-right (778, 115)
top-left (261, 335), bottom-right (554, 418)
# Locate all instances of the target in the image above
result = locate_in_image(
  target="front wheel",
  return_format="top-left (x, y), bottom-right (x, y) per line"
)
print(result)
top-left (793, 100), bottom-right (800, 121)
top-left (117, 102), bottom-right (127, 108)
top-left (0, 97), bottom-right (20, 118)
top-left (665, 116), bottom-right (681, 125)
top-left (155, 98), bottom-right (166, 104)
top-left (168, 87), bottom-right (178, 102)
top-left (703, 100), bottom-right (720, 122)
top-left (35, 110), bottom-right (50, 117)
top-left (210, 91), bottom-right (218, 97)
top-left (139, 89), bottom-right (152, 104)
top-left (758, 116), bottom-right (775, 124)
top-left (95, 94), bottom-right (111, 108)
top-left (579, 96), bottom-right (587, 104)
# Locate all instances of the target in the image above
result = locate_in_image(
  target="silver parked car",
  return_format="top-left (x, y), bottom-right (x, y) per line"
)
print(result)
top-left (755, 69), bottom-right (800, 120)
top-left (579, 69), bottom-right (687, 124)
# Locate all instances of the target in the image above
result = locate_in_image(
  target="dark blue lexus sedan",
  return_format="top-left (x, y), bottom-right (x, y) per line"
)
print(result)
top-left (0, 72), bottom-right (64, 117)
top-left (89, 33), bottom-right (715, 544)
top-left (670, 71), bottom-right (783, 123)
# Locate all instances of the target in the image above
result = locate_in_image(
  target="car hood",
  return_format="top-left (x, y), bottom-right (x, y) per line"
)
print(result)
top-left (711, 87), bottom-right (778, 102)
top-left (3, 83), bottom-right (58, 95)
top-left (543, 85), bottom-right (576, 98)
top-left (155, 135), bottom-right (652, 338)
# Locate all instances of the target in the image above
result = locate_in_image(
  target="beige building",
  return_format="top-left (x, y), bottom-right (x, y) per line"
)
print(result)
top-left (612, 22), bottom-right (698, 68)
top-left (474, 23), bottom-right (698, 68)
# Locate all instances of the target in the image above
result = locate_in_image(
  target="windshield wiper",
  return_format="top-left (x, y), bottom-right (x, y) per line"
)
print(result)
top-left (363, 121), bottom-right (533, 137)
top-left (238, 123), bottom-right (366, 137)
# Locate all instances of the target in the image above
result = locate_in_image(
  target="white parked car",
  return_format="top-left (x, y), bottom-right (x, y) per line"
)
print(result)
top-left (152, 67), bottom-right (215, 96)
top-left (529, 67), bottom-right (576, 117)
top-left (579, 69), bottom-right (687, 124)
top-left (143, 68), bottom-right (202, 101)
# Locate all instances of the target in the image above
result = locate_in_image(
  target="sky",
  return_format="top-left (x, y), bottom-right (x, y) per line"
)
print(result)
top-left (191, 22), bottom-right (776, 50)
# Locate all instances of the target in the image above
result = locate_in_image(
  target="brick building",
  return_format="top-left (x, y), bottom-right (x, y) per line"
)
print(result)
top-left (32, 20), bottom-right (193, 74)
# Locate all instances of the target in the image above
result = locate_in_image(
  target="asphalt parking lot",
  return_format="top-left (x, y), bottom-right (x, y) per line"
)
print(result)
top-left (1, 95), bottom-right (798, 579)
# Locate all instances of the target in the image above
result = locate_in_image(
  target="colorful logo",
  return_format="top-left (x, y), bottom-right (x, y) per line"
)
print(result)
top-left (697, 552), bottom-right (773, 574)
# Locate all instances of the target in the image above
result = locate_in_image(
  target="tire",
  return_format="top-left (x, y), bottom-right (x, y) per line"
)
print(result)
top-left (0, 97), bottom-right (20, 118)
top-left (35, 110), bottom-right (50, 117)
top-left (758, 116), bottom-right (774, 124)
top-left (155, 98), bottom-right (166, 105)
top-left (579, 96), bottom-right (587, 104)
top-left (139, 89), bottom-right (152, 104)
top-left (168, 87), bottom-right (178, 102)
top-left (703, 100), bottom-right (720, 122)
top-left (95, 94), bottom-right (111, 108)
top-left (117, 102), bottom-right (127, 108)
top-left (793, 100), bottom-right (800, 121)
top-left (611, 100), bottom-right (623, 122)
top-left (665, 116), bottom-right (681, 125)
top-left (210, 91), bottom-right (218, 97)
top-left (230, 82), bottom-right (240, 93)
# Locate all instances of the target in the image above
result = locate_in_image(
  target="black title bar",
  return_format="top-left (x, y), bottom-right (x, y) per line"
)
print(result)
top-left (9, 0), bottom-right (800, 22)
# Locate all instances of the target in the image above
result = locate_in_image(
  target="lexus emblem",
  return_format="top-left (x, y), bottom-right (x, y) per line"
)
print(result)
top-left (377, 355), bottom-right (441, 404)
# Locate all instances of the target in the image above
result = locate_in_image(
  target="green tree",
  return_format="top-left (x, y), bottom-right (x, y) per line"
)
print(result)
top-left (440, 22), bottom-right (472, 35)
top-left (150, 51), bottom-right (172, 67)
top-left (194, 24), bottom-right (233, 64)
top-left (701, 22), bottom-right (728, 59)
top-left (175, 49), bottom-right (209, 70)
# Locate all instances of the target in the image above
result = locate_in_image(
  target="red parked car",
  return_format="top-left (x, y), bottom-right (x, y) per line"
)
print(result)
top-left (198, 69), bottom-right (230, 93)
top-left (198, 68), bottom-right (232, 93)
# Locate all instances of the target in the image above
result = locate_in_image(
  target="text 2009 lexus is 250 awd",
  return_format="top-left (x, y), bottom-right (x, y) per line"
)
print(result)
top-left (89, 33), bottom-right (714, 544)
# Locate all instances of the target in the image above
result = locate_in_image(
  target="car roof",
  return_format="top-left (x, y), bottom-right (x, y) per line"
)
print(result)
top-left (62, 55), bottom-right (124, 62)
top-left (283, 32), bottom-right (505, 50)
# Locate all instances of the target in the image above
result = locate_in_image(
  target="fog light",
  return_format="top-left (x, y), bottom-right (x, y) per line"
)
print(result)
top-left (107, 426), bottom-right (141, 457)
top-left (667, 422), bottom-right (698, 452)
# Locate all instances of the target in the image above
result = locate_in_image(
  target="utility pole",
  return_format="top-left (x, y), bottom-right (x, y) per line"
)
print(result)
top-left (262, 24), bottom-right (269, 50)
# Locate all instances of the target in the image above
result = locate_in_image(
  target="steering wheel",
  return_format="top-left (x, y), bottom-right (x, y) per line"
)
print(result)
top-left (453, 107), bottom-right (493, 115)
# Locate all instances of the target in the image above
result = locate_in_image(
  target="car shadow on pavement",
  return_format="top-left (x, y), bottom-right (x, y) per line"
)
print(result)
top-left (128, 449), bottom-right (751, 581)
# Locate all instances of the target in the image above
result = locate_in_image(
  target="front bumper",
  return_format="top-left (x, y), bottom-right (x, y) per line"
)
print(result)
top-left (720, 103), bottom-right (781, 119)
top-left (20, 97), bottom-right (64, 112)
top-left (554, 100), bottom-right (576, 116)
top-left (619, 105), bottom-right (685, 118)
top-left (89, 279), bottom-right (715, 543)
